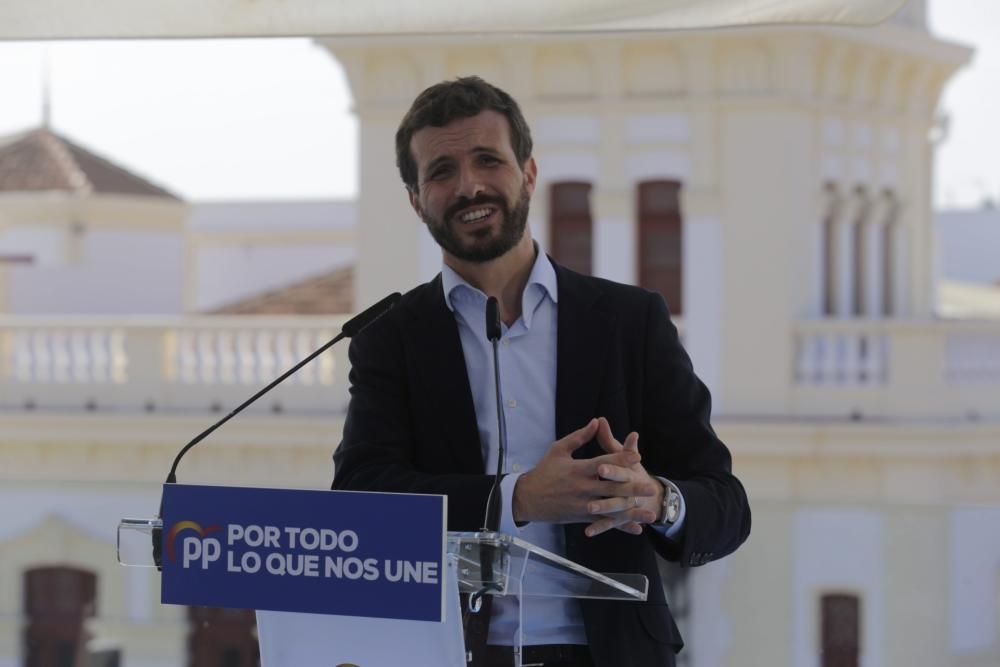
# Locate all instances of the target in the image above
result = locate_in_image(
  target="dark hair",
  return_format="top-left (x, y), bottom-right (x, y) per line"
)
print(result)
top-left (395, 76), bottom-right (533, 192)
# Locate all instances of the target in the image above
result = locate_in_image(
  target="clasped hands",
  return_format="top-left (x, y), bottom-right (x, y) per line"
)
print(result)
top-left (511, 417), bottom-right (664, 537)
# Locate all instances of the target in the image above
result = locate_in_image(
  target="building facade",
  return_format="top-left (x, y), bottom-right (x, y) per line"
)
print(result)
top-left (2, 3), bottom-right (1000, 666)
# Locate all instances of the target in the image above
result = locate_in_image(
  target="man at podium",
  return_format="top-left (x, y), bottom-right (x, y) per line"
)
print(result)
top-left (333, 76), bottom-right (751, 667)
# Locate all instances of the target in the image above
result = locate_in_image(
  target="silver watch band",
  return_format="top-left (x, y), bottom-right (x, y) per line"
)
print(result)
top-left (654, 476), bottom-right (679, 525)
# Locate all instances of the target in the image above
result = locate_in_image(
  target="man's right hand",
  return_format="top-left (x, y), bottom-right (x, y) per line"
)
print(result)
top-left (511, 418), bottom-right (658, 525)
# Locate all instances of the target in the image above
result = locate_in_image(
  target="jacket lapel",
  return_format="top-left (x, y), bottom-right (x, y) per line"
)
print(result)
top-left (405, 275), bottom-right (485, 473)
top-left (554, 264), bottom-right (615, 452)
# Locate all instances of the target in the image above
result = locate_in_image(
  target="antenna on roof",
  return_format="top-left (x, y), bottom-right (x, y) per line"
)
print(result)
top-left (41, 48), bottom-right (51, 129)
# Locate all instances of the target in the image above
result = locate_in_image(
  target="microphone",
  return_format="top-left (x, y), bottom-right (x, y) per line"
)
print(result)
top-left (485, 296), bottom-right (502, 342)
top-left (341, 292), bottom-right (402, 338)
top-left (481, 296), bottom-right (506, 532)
top-left (153, 292), bottom-right (401, 567)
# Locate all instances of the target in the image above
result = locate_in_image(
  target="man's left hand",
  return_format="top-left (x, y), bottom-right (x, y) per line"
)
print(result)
top-left (585, 417), bottom-right (664, 537)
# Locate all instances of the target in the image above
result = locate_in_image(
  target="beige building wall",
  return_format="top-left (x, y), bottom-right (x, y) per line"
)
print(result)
top-left (319, 16), bottom-right (1000, 667)
top-left (725, 417), bottom-right (1000, 667)
top-left (0, 193), bottom-right (189, 315)
top-left (0, 410), bottom-right (345, 667)
top-left (323, 23), bottom-right (972, 415)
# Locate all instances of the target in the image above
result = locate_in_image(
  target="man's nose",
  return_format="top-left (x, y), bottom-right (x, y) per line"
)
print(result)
top-left (455, 168), bottom-right (485, 200)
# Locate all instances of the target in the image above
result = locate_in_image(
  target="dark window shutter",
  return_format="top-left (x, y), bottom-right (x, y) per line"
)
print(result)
top-left (821, 593), bottom-right (860, 667)
top-left (188, 607), bottom-right (260, 667)
top-left (23, 567), bottom-right (97, 667)
top-left (549, 182), bottom-right (593, 275)
top-left (638, 180), bottom-right (683, 314)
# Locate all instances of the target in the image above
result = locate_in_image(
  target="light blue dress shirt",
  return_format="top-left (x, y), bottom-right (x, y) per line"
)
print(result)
top-left (441, 250), bottom-right (685, 647)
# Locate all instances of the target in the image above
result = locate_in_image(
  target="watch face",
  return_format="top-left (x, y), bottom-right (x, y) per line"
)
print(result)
top-left (666, 492), bottom-right (680, 523)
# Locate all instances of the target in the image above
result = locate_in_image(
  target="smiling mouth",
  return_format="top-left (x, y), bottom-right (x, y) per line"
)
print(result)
top-left (457, 207), bottom-right (495, 224)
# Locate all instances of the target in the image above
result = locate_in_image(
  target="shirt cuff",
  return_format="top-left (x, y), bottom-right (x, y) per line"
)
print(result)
top-left (651, 477), bottom-right (686, 539)
top-left (498, 472), bottom-right (525, 536)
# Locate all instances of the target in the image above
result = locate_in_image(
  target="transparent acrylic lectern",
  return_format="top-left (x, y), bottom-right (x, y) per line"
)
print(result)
top-left (119, 519), bottom-right (648, 667)
top-left (449, 530), bottom-right (648, 665)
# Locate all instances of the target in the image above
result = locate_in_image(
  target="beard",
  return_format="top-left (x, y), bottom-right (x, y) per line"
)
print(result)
top-left (421, 182), bottom-right (531, 263)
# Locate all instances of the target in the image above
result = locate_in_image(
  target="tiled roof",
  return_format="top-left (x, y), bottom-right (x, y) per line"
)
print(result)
top-left (0, 127), bottom-right (180, 199)
top-left (207, 265), bottom-right (354, 315)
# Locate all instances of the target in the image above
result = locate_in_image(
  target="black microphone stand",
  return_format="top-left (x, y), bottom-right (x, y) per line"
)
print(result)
top-left (469, 296), bottom-right (507, 613)
top-left (481, 296), bottom-right (507, 532)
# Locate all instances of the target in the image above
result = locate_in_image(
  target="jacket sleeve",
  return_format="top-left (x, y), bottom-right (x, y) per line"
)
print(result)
top-left (638, 292), bottom-right (751, 566)
top-left (331, 315), bottom-right (496, 531)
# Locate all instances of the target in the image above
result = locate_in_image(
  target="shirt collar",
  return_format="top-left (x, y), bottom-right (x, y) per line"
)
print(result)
top-left (441, 244), bottom-right (559, 314)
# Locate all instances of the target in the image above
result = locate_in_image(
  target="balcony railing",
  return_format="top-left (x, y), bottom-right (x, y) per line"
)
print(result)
top-left (3, 315), bottom-right (997, 421)
top-left (0, 315), bottom-right (351, 415)
top-left (792, 318), bottom-right (1000, 419)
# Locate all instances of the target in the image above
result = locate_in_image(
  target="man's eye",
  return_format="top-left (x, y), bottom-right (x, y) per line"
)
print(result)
top-left (479, 155), bottom-right (499, 165)
top-left (429, 167), bottom-right (451, 180)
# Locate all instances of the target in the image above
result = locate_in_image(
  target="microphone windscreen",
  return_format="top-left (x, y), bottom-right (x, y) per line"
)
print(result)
top-left (342, 292), bottom-right (402, 338)
top-left (485, 297), bottom-right (502, 342)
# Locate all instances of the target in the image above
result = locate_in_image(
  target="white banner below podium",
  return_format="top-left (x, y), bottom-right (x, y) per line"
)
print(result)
top-left (256, 555), bottom-right (467, 667)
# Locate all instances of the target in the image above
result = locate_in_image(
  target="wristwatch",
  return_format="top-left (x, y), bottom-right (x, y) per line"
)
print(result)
top-left (655, 477), bottom-right (681, 526)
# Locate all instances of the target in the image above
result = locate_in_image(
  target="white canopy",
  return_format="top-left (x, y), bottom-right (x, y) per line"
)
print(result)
top-left (0, 0), bottom-right (907, 40)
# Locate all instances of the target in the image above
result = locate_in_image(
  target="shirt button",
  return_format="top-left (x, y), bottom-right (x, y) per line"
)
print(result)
top-left (502, 339), bottom-right (510, 346)
top-left (507, 399), bottom-right (517, 408)
top-left (511, 463), bottom-right (522, 472)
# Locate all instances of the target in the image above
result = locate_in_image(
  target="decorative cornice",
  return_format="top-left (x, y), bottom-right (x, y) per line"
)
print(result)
top-left (324, 24), bottom-right (969, 124)
top-left (0, 412), bottom-right (344, 486)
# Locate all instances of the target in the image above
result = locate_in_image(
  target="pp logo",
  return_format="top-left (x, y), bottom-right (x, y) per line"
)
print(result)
top-left (167, 521), bottom-right (223, 569)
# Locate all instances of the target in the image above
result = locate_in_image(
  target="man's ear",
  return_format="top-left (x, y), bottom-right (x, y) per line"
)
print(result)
top-left (523, 157), bottom-right (538, 196)
top-left (407, 187), bottom-right (422, 218)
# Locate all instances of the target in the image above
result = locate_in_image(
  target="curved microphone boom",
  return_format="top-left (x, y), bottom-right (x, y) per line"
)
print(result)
top-left (164, 292), bottom-right (401, 484)
top-left (153, 292), bottom-right (400, 568)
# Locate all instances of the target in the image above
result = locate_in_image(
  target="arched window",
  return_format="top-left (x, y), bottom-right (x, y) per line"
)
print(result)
top-left (823, 183), bottom-right (872, 317)
top-left (820, 593), bottom-right (861, 667)
top-left (822, 182), bottom-right (839, 317)
top-left (23, 566), bottom-right (97, 667)
top-left (851, 186), bottom-right (871, 317)
top-left (637, 180), bottom-right (683, 314)
top-left (879, 190), bottom-right (899, 317)
top-left (549, 182), bottom-right (593, 275)
top-left (188, 607), bottom-right (259, 667)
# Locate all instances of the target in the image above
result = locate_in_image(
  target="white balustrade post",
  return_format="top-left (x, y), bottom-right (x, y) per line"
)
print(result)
top-left (819, 332), bottom-right (840, 385)
top-left (886, 325), bottom-right (943, 414)
top-left (113, 323), bottom-right (169, 412)
top-left (843, 331), bottom-right (863, 385)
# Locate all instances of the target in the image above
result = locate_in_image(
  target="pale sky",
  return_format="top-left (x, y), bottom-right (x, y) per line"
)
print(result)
top-left (0, 38), bottom-right (357, 200)
top-left (0, 0), bottom-right (995, 208)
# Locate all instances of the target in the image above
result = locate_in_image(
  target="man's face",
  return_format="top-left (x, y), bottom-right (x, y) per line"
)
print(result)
top-left (407, 110), bottom-right (537, 264)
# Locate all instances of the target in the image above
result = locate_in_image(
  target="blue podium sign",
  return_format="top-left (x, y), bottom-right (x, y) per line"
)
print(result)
top-left (160, 484), bottom-right (447, 622)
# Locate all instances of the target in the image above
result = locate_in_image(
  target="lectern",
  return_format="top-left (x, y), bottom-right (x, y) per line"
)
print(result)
top-left (119, 485), bottom-right (648, 667)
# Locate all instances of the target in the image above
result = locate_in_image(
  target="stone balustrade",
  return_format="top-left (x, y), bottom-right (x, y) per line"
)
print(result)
top-left (792, 318), bottom-right (1000, 420)
top-left (0, 315), bottom-right (351, 415)
top-left (3, 314), bottom-right (998, 421)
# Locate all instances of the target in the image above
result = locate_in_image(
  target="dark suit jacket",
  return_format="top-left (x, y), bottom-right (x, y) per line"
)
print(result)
top-left (333, 261), bottom-right (751, 667)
